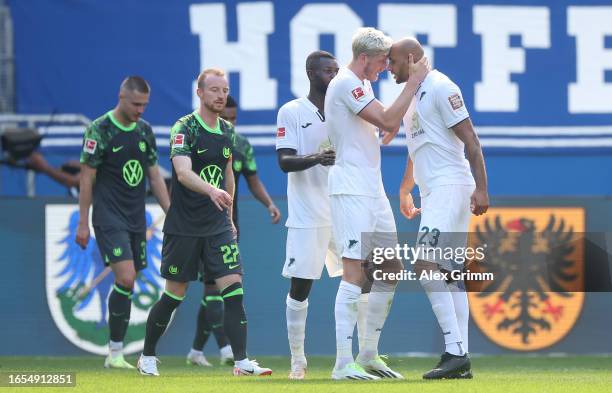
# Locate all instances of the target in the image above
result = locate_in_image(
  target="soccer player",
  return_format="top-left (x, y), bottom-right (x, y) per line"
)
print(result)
top-left (389, 37), bottom-right (489, 379)
top-left (76, 76), bottom-right (170, 369)
top-left (276, 50), bottom-right (340, 380)
top-left (138, 68), bottom-right (272, 377)
top-left (187, 95), bottom-right (281, 367)
top-left (325, 28), bottom-right (428, 380)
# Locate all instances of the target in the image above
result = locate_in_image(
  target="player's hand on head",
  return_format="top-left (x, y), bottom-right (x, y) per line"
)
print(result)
top-left (470, 188), bottom-right (489, 216)
top-left (210, 188), bottom-right (232, 211)
top-left (400, 193), bottom-right (421, 220)
top-left (268, 204), bottom-right (281, 224)
top-left (318, 149), bottom-right (335, 166)
top-left (408, 54), bottom-right (430, 85)
top-left (75, 222), bottom-right (90, 249)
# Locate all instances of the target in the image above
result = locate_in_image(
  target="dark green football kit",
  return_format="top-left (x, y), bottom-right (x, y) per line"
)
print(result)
top-left (80, 110), bottom-right (157, 271)
top-left (230, 132), bottom-right (257, 229)
top-left (161, 111), bottom-right (242, 283)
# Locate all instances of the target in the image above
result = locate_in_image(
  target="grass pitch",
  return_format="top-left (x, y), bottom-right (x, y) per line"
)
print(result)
top-left (1, 355), bottom-right (611, 393)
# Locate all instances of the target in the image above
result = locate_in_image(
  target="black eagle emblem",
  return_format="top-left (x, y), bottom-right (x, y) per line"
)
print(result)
top-left (473, 215), bottom-right (578, 344)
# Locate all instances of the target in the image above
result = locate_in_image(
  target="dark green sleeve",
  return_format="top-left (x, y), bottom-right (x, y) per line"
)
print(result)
top-left (169, 121), bottom-right (192, 159)
top-left (144, 124), bottom-right (158, 166)
top-left (243, 138), bottom-right (257, 176)
top-left (79, 122), bottom-right (107, 168)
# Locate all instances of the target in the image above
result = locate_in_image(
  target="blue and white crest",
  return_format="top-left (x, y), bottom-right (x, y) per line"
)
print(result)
top-left (45, 204), bottom-right (165, 355)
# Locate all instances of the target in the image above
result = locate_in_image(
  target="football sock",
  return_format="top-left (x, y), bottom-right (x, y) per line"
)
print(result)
top-left (419, 274), bottom-right (464, 356)
top-left (334, 280), bottom-right (361, 369)
top-left (109, 340), bottom-right (123, 358)
top-left (449, 281), bottom-right (470, 353)
top-left (192, 297), bottom-right (211, 351)
top-left (108, 283), bottom-right (132, 344)
top-left (286, 294), bottom-right (308, 363)
top-left (361, 281), bottom-right (396, 360)
top-left (205, 290), bottom-right (228, 349)
top-left (222, 283), bottom-right (247, 361)
top-left (143, 291), bottom-right (183, 356)
top-left (357, 293), bottom-right (369, 353)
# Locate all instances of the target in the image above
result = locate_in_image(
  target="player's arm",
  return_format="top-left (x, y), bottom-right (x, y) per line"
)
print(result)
top-left (452, 118), bottom-right (489, 216)
top-left (76, 164), bottom-right (96, 248)
top-left (146, 164), bottom-right (170, 214)
top-left (359, 55), bottom-right (429, 138)
top-left (245, 173), bottom-right (281, 224)
top-left (399, 156), bottom-right (420, 220)
top-left (172, 155), bottom-right (232, 211)
top-left (26, 152), bottom-right (80, 188)
top-left (277, 148), bottom-right (335, 173)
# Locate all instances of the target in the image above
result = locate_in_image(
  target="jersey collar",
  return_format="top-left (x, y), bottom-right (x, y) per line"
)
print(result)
top-left (193, 111), bottom-right (222, 135)
top-left (107, 111), bottom-right (136, 132)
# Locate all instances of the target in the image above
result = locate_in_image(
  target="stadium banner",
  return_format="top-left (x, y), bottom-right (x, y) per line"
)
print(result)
top-left (44, 204), bottom-right (166, 355)
top-left (1, 197), bottom-right (612, 355)
top-left (8, 0), bottom-right (612, 150)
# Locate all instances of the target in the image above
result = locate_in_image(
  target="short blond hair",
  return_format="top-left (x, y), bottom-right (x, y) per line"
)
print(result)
top-left (351, 27), bottom-right (393, 59)
top-left (197, 68), bottom-right (226, 88)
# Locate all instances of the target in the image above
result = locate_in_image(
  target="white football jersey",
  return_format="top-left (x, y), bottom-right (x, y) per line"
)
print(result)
top-left (325, 67), bottom-right (386, 197)
top-left (403, 70), bottom-right (475, 196)
top-left (276, 97), bottom-right (332, 228)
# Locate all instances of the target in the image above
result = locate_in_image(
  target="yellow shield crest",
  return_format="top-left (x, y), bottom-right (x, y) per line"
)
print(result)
top-left (467, 207), bottom-right (584, 351)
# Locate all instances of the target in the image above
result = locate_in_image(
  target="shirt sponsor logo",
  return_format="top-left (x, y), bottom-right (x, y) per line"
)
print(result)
top-left (173, 133), bottom-right (185, 148)
top-left (448, 93), bottom-right (464, 110)
top-left (351, 87), bottom-right (365, 101)
top-left (277, 127), bottom-right (286, 137)
top-left (83, 138), bottom-right (97, 154)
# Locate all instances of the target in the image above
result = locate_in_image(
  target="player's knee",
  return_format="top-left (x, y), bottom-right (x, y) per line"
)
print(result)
top-left (115, 274), bottom-right (135, 290)
top-left (342, 258), bottom-right (366, 286)
top-left (289, 278), bottom-right (313, 302)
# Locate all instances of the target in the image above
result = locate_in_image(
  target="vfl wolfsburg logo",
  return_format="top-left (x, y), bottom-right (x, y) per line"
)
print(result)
top-left (223, 147), bottom-right (231, 158)
top-left (45, 205), bottom-right (165, 355)
top-left (139, 141), bottom-right (146, 152)
top-left (199, 164), bottom-right (223, 188)
top-left (123, 160), bottom-right (143, 187)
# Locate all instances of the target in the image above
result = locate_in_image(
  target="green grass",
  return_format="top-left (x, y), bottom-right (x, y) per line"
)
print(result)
top-left (1, 356), bottom-right (611, 393)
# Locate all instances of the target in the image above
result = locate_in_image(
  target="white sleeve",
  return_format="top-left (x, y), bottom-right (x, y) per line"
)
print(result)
top-left (276, 104), bottom-right (299, 150)
top-left (436, 80), bottom-right (469, 128)
top-left (338, 76), bottom-right (375, 115)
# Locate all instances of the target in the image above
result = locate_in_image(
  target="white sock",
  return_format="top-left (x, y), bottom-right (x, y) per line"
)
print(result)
top-left (360, 281), bottom-right (396, 360)
top-left (420, 275), bottom-right (464, 356)
top-left (449, 282), bottom-right (469, 353)
top-left (357, 293), bottom-right (369, 353)
top-left (334, 280), bottom-right (361, 369)
top-left (286, 294), bottom-right (308, 364)
top-left (188, 348), bottom-right (203, 357)
top-left (109, 340), bottom-right (123, 358)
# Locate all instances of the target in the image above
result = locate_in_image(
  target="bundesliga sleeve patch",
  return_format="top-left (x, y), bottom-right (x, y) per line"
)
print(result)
top-left (448, 93), bottom-right (464, 110)
top-left (352, 87), bottom-right (365, 101)
top-left (173, 133), bottom-right (185, 148)
top-left (277, 127), bottom-right (286, 138)
top-left (83, 138), bottom-right (97, 154)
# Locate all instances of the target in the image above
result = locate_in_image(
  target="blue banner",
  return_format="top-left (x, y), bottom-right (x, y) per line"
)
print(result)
top-left (8, 0), bottom-right (612, 149)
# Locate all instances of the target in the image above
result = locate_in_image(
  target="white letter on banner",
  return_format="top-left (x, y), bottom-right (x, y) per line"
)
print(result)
top-left (568, 7), bottom-right (612, 113)
top-left (190, 2), bottom-right (276, 110)
top-left (290, 4), bottom-right (362, 98)
top-left (378, 4), bottom-right (457, 105)
top-left (473, 6), bottom-right (550, 111)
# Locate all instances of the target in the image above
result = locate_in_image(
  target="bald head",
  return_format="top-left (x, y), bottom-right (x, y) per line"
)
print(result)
top-left (392, 37), bottom-right (424, 62)
top-left (388, 37), bottom-right (424, 84)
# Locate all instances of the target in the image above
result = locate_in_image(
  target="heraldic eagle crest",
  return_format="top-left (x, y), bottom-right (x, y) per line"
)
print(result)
top-left (467, 208), bottom-right (585, 351)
